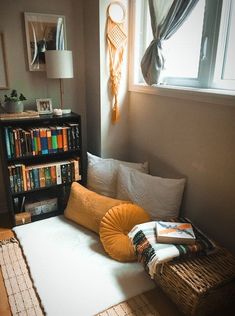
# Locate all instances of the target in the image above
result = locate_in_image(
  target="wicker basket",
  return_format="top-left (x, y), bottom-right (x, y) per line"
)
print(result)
top-left (154, 248), bottom-right (235, 316)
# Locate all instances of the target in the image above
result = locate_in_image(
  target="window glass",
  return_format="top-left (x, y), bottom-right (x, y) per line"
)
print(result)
top-left (163, 0), bottom-right (205, 79)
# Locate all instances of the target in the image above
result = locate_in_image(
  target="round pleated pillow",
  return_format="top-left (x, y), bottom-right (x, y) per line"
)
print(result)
top-left (99, 203), bottom-right (150, 262)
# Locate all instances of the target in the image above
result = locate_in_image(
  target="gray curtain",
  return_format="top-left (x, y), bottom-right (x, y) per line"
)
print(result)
top-left (141, 0), bottom-right (199, 85)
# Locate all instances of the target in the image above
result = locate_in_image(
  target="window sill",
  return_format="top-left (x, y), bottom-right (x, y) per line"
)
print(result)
top-left (129, 83), bottom-right (235, 106)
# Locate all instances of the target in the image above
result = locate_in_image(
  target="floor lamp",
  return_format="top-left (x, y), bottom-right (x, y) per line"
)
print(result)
top-left (45, 50), bottom-right (74, 113)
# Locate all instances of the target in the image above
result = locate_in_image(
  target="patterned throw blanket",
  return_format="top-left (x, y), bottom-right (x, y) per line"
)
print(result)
top-left (128, 218), bottom-right (217, 278)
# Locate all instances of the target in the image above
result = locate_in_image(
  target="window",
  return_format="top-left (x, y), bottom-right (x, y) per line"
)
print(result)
top-left (130, 0), bottom-right (235, 93)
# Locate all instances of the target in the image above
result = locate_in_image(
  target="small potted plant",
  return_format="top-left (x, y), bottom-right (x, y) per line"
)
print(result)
top-left (3, 89), bottom-right (27, 113)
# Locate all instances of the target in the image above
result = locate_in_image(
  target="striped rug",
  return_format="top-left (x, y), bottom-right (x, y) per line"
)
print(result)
top-left (0, 237), bottom-right (44, 315)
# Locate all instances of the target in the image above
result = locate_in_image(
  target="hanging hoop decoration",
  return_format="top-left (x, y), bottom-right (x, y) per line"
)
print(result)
top-left (106, 1), bottom-right (127, 123)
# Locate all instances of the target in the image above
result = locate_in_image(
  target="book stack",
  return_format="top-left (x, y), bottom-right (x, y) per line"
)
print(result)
top-left (156, 221), bottom-right (196, 245)
top-left (8, 158), bottom-right (81, 193)
top-left (4, 123), bottom-right (80, 158)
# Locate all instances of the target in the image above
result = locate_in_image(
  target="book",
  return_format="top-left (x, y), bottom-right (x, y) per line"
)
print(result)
top-left (40, 128), bottom-right (49, 155)
top-left (51, 127), bottom-right (58, 153)
top-left (156, 221), bottom-right (196, 245)
top-left (4, 127), bottom-right (11, 158)
top-left (56, 126), bottom-right (63, 152)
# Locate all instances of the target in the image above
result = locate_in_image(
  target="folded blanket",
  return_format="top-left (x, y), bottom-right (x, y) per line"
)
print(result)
top-left (128, 218), bottom-right (217, 278)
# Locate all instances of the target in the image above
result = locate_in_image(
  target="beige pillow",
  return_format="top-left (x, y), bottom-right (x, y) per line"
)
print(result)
top-left (87, 152), bottom-right (149, 198)
top-left (117, 165), bottom-right (186, 220)
top-left (64, 182), bottom-right (128, 233)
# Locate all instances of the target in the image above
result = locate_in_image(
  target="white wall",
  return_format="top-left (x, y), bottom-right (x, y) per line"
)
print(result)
top-left (99, 0), bottom-right (129, 159)
top-left (129, 92), bottom-right (235, 254)
top-left (84, 0), bottom-right (129, 159)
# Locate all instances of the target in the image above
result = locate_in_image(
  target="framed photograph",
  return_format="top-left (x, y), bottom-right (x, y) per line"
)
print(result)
top-left (0, 33), bottom-right (9, 89)
top-left (24, 12), bottom-right (66, 71)
top-left (36, 98), bottom-right (53, 114)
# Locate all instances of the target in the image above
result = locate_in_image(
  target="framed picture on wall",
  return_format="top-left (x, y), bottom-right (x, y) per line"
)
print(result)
top-left (36, 98), bottom-right (53, 114)
top-left (0, 33), bottom-right (9, 89)
top-left (24, 12), bottom-right (67, 71)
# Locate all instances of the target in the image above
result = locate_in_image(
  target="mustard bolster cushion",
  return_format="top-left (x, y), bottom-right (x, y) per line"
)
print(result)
top-left (64, 182), bottom-right (128, 234)
top-left (99, 203), bottom-right (150, 262)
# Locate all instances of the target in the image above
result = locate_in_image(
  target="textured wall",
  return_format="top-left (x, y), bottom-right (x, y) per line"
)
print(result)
top-left (129, 92), bottom-right (235, 253)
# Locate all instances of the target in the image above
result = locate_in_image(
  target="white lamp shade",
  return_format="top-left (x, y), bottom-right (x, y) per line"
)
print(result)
top-left (45, 50), bottom-right (74, 78)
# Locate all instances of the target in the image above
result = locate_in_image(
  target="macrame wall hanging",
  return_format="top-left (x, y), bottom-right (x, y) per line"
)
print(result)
top-left (106, 1), bottom-right (127, 123)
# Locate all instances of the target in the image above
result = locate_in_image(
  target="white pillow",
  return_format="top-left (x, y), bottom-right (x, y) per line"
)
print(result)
top-left (87, 152), bottom-right (149, 198)
top-left (116, 165), bottom-right (186, 219)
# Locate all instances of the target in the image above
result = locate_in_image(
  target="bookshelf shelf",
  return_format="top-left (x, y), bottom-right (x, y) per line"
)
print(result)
top-left (11, 182), bottom-right (74, 196)
top-left (0, 112), bottom-right (85, 227)
top-left (7, 149), bottom-right (81, 164)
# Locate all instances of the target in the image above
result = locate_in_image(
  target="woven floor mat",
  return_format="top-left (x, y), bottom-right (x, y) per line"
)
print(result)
top-left (0, 238), bottom-right (44, 316)
top-left (96, 293), bottom-right (160, 316)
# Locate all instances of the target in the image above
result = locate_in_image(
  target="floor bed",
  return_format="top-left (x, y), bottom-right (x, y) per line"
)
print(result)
top-left (12, 216), bottom-right (155, 316)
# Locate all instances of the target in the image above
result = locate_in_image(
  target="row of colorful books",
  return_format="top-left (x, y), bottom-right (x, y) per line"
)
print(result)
top-left (4, 123), bottom-right (80, 159)
top-left (8, 158), bottom-right (81, 193)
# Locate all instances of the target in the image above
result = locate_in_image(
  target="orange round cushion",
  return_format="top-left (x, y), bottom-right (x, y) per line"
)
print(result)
top-left (99, 203), bottom-right (150, 262)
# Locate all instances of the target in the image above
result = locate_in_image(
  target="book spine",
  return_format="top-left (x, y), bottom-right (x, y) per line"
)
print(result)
top-left (50, 165), bottom-right (57, 185)
top-left (19, 129), bottom-right (26, 156)
top-left (74, 124), bottom-right (80, 150)
top-left (13, 129), bottom-right (20, 158)
top-left (25, 168), bottom-right (31, 191)
top-left (67, 162), bottom-right (72, 183)
top-left (15, 164), bottom-right (23, 192)
top-left (29, 129), bottom-right (35, 156)
top-left (36, 129), bottom-right (41, 155)
top-left (40, 128), bottom-right (49, 155)
top-left (8, 166), bottom-right (14, 192)
top-left (12, 166), bottom-right (17, 193)
top-left (73, 158), bottom-right (81, 181)
top-left (9, 128), bottom-right (15, 158)
top-left (70, 125), bottom-right (75, 150)
top-left (32, 168), bottom-right (40, 189)
top-left (39, 167), bottom-right (46, 188)
top-left (47, 129), bottom-right (53, 154)
top-left (56, 127), bottom-right (63, 152)
top-left (67, 126), bottom-right (72, 150)
top-left (26, 131), bottom-right (32, 156)
top-left (29, 168), bottom-right (35, 190)
top-left (24, 131), bottom-right (29, 156)
top-left (62, 127), bottom-right (68, 151)
top-left (56, 164), bottom-right (62, 185)
top-left (16, 129), bottom-right (22, 157)
top-left (70, 160), bottom-right (75, 182)
top-left (33, 129), bottom-right (38, 155)
top-left (51, 128), bottom-right (58, 153)
top-left (4, 127), bottom-right (11, 159)
top-left (60, 163), bottom-right (68, 184)
top-left (21, 164), bottom-right (27, 192)
top-left (44, 167), bottom-right (51, 186)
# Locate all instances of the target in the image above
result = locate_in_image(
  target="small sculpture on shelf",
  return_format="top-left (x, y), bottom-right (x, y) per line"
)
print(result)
top-left (3, 89), bottom-right (27, 113)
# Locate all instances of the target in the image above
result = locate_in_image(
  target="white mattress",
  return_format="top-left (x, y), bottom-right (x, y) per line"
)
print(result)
top-left (13, 216), bottom-right (155, 316)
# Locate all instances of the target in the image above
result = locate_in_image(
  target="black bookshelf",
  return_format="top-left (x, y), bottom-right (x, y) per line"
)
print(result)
top-left (0, 112), bottom-right (85, 227)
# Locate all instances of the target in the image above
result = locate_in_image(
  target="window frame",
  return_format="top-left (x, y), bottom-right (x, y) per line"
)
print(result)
top-left (128, 0), bottom-right (235, 104)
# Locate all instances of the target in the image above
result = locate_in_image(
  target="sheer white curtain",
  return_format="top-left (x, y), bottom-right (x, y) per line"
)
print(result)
top-left (141, 0), bottom-right (199, 85)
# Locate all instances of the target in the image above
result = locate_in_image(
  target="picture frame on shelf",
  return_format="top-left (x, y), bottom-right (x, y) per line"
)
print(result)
top-left (0, 33), bottom-right (9, 89)
top-left (36, 98), bottom-right (53, 114)
top-left (24, 12), bottom-right (66, 71)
